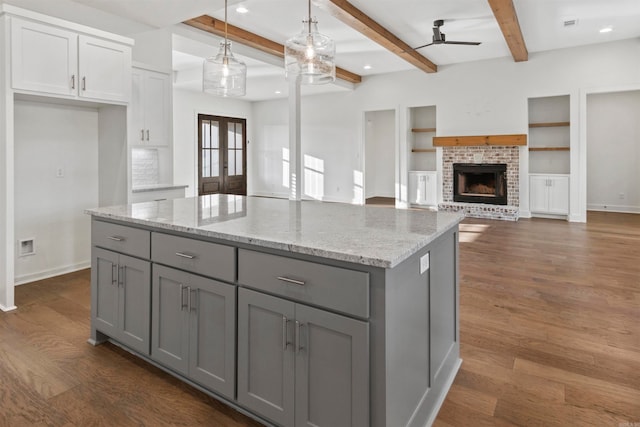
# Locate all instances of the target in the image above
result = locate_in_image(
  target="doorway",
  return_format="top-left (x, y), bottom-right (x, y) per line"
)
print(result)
top-left (198, 114), bottom-right (247, 196)
top-left (364, 109), bottom-right (396, 205)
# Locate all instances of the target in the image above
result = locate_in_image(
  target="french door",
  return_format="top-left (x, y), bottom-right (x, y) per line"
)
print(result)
top-left (198, 114), bottom-right (247, 196)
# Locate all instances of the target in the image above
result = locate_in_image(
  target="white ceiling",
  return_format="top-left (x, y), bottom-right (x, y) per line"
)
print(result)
top-left (67, 0), bottom-right (640, 101)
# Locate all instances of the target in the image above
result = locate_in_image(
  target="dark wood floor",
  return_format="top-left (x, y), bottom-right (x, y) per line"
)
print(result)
top-left (1, 211), bottom-right (638, 426)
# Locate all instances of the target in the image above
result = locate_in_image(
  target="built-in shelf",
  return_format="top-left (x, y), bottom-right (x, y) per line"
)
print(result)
top-left (529, 121), bottom-right (570, 128)
top-left (411, 127), bottom-right (436, 133)
top-left (411, 148), bottom-right (436, 153)
top-left (529, 147), bottom-right (570, 151)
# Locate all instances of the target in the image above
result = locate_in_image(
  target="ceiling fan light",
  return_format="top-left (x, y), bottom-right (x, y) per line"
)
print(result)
top-left (285, 7), bottom-right (336, 85)
top-left (203, 40), bottom-right (247, 97)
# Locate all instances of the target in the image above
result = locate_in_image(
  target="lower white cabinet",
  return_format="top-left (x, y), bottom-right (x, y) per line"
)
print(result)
top-left (92, 247), bottom-right (150, 355)
top-left (151, 264), bottom-right (236, 399)
top-left (409, 171), bottom-right (437, 206)
top-left (237, 287), bottom-right (369, 427)
top-left (530, 174), bottom-right (569, 215)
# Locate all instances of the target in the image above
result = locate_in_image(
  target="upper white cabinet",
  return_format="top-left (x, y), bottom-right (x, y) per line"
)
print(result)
top-left (10, 17), bottom-right (131, 103)
top-left (131, 67), bottom-right (171, 146)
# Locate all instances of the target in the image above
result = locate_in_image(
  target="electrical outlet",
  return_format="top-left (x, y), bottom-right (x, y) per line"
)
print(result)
top-left (420, 253), bottom-right (430, 274)
top-left (619, 192), bottom-right (625, 200)
top-left (56, 167), bottom-right (64, 178)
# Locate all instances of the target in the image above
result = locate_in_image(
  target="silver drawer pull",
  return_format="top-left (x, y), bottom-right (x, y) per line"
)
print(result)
top-left (107, 236), bottom-right (124, 242)
top-left (277, 276), bottom-right (305, 286)
top-left (175, 252), bottom-right (196, 260)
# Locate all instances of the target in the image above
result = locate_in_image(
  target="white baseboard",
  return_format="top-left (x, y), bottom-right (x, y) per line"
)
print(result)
top-left (0, 303), bottom-right (17, 312)
top-left (14, 261), bottom-right (90, 286)
top-left (587, 204), bottom-right (640, 214)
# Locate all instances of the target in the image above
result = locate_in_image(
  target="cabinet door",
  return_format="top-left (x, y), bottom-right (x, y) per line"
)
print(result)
top-left (78, 35), bottom-right (131, 103)
top-left (548, 176), bottom-right (569, 215)
top-left (295, 304), bottom-right (369, 427)
top-left (118, 254), bottom-right (151, 355)
top-left (188, 275), bottom-right (236, 399)
top-left (143, 70), bottom-right (171, 146)
top-left (130, 69), bottom-right (145, 144)
top-left (152, 265), bottom-right (190, 375)
top-left (425, 173), bottom-right (438, 206)
top-left (92, 247), bottom-right (119, 337)
top-left (529, 176), bottom-right (549, 213)
top-left (238, 288), bottom-right (295, 427)
top-left (11, 18), bottom-right (77, 96)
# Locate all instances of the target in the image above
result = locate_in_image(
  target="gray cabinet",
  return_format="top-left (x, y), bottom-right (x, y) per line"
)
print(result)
top-left (152, 264), bottom-right (236, 399)
top-left (91, 247), bottom-right (150, 354)
top-left (238, 288), bottom-right (369, 427)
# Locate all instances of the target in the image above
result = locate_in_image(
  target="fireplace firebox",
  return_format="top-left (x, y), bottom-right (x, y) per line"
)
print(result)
top-left (453, 163), bottom-right (507, 205)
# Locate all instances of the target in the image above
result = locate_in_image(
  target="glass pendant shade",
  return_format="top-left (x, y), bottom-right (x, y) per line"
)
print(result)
top-left (203, 40), bottom-right (247, 97)
top-left (285, 21), bottom-right (336, 85)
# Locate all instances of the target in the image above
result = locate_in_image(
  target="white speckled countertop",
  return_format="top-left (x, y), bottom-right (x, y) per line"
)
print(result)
top-left (132, 184), bottom-right (189, 193)
top-left (86, 195), bottom-right (463, 268)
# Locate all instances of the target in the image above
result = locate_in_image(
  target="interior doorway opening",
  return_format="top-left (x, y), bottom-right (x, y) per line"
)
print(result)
top-left (364, 109), bottom-right (396, 205)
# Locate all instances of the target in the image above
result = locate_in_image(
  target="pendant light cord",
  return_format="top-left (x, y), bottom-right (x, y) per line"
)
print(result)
top-left (224, 0), bottom-right (229, 56)
top-left (307, 0), bottom-right (312, 34)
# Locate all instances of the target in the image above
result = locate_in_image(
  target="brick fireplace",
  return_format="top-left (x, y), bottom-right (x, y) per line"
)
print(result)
top-left (439, 145), bottom-right (520, 220)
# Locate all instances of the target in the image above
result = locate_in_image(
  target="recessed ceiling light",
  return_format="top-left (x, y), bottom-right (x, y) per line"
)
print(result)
top-left (599, 26), bottom-right (613, 33)
top-left (275, 90), bottom-right (282, 94)
top-left (236, 5), bottom-right (248, 14)
top-left (363, 64), bottom-right (372, 70)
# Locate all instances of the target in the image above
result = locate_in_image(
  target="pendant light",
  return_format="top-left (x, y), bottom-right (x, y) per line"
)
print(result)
top-left (203, 0), bottom-right (247, 97)
top-left (284, 0), bottom-right (336, 85)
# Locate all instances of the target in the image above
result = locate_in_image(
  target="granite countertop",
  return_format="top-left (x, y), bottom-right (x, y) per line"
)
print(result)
top-left (132, 184), bottom-right (189, 193)
top-left (86, 195), bottom-right (463, 268)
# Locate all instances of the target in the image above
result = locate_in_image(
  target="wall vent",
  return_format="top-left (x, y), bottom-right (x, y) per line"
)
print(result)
top-left (19, 238), bottom-right (35, 256)
top-left (563, 18), bottom-right (578, 27)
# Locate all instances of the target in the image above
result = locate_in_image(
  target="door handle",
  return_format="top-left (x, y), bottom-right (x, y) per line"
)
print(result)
top-left (146, 130), bottom-right (150, 141)
top-left (71, 75), bottom-right (75, 89)
top-left (141, 129), bottom-right (144, 141)
top-left (282, 316), bottom-right (290, 351)
top-left (180, 284), bottom-right (187, 311)
top-left (277, 276), bottom-right (305, 286)
top-left (82, 76), bottom-right (86, 91)
top-left (111, 263), bottom-right (118, 286)
top-left (119, 266), bottom-right (125, 287)
top-left (295, 321), bottom-right (305, 353)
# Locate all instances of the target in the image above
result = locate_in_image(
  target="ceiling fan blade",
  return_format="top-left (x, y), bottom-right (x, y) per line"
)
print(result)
top-left (413, 42), bottom-right (436, 50)
top-left (443, 41), bottom-right (481, 46)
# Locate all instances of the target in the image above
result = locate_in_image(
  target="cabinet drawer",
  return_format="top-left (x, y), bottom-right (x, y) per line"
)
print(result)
top-left (151, 233), bottom-right (235, 283)
top-left (92, 220), bottom-right (150, 259)
top-left (238, 249), bottom-right (369, 318)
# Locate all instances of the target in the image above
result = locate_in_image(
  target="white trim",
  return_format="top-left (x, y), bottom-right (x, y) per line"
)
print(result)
top-left (587, 205), bottom-right (640, 214)
top-left (422, 358), bottom-right (463, 427)
top-left (14, 261), bottom-right (90, 286)
top-left (0, 303), bottom-right (17, 312)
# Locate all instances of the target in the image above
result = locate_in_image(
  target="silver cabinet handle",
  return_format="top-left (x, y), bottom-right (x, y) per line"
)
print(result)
top-left (188, 287), bottom-right (193, 312)
top-left (107, 236), bottom-right (124, 242)
top-left (180, 284), bottom-right (187, 311)
top-left (282, 316), bottom-right (290, 351)
top-left (141, 129), bottom-right (144, 141)
top-left (295, 321), bottom-right (304, 353)
top-left (175, 252), bottom-right (196, 259)
top-left (277, 276), bottom-right (305, 286)
top-left (111, 263), bottom-right (118, 286)
top-left (82, 76), bottom-right (86, 91)
top-left (119, 266), bottom-right (125, 287)
top-left (71, 75), bottom-right (75, 89)
top-left (146, 130), bottom-right (150, 141)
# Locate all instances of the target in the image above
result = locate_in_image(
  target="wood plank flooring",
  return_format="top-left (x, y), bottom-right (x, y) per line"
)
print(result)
top-left (0, 211), bottom-right (638, 426)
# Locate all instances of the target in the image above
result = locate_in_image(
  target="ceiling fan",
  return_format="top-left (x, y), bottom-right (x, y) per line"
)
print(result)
top-left (414, 19), bottom-right (481, 50)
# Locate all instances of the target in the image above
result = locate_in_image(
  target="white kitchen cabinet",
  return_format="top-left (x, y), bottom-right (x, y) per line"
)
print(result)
top-left (409, 171), bottom-right (438, 207)
top-left (530, 174), bottom-right (569, 216)
top-left (131, 67), bottom-right (171, 146)
top-left (10, 17), bottom-right (131, 103)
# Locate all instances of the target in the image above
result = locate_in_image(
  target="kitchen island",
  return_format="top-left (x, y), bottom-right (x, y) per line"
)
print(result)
top-left (86, 195), bottom-right (463, 427)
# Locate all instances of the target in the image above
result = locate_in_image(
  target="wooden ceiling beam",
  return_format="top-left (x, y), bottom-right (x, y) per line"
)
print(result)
top-left (487, 0), bottom-right (528, 62)
top-left (314, 0), bottom-right (437, 73)
top-left (183, 15), bottom-right (362, 84)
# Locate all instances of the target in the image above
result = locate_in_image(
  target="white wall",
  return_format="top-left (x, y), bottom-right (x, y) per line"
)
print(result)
top-left (251, 38), bottom-right (640, 221)
top-left (14, 100), bottom-right (98, 284)
top-left (364, 110), bottom-right (395, 199)
top-left (251, 91), bottom-right (361, 203)
top-left (173, 88), bottom-right (253, 197)
top-left (586, 90), bottom-right (640, 213)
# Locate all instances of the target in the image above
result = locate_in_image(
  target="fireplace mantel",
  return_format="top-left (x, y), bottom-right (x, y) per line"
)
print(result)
top-left (433, 134), bottom-right (527, 147)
